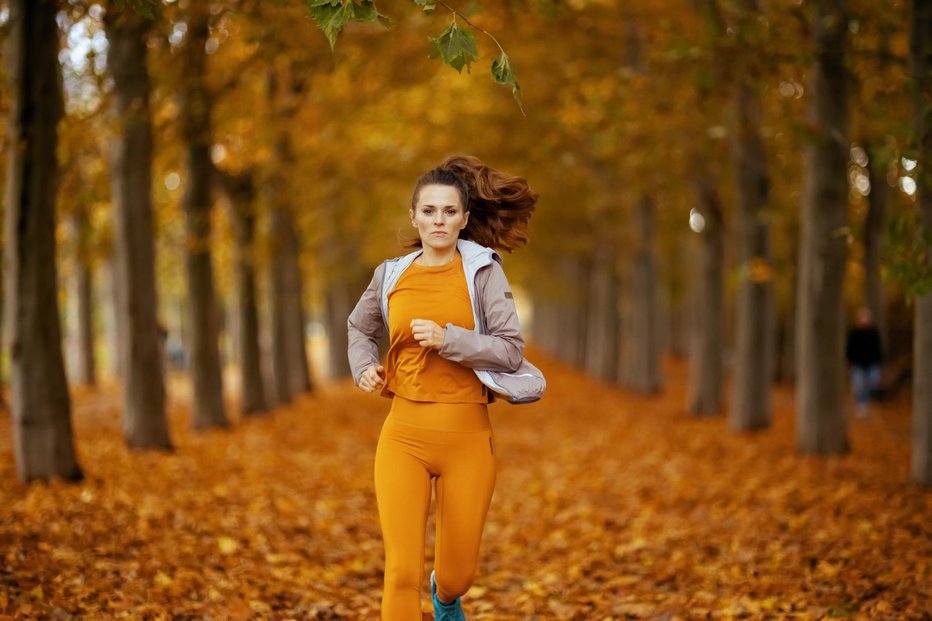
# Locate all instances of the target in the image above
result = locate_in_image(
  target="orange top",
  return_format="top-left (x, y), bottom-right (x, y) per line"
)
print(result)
top-left (384, 253), bottom-right (487, 404)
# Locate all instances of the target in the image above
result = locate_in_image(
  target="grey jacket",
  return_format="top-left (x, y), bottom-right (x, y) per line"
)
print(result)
top-left (346, 239), bottom-right (525, 399)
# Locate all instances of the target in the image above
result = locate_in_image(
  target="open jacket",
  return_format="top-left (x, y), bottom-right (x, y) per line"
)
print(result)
top-left (347, 239), bottom-right (524, 401)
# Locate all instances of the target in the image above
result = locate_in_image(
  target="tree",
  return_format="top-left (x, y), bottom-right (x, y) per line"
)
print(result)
top-left (179, 2), bottom-right (228, 429)
top-left (687, 177), bottom-right (725, 416)
top-left (796, 0), bottom-right (851, 454)
top-left (67, 208), bottom-right (96, 386)
top-left (215, 167), bottom-right (268, 416)
top-left (729, 0), bottom-right (775, 432)
top-left (103, 2), bottom-right (173, 449)
top-left (910, 0), bottom-right (932, 486)
top-left (4, 0), bottom-right (83, 482)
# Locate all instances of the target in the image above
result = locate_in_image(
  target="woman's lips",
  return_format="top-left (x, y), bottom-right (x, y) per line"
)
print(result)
top-left (431, 231), bottom-right (447, 235)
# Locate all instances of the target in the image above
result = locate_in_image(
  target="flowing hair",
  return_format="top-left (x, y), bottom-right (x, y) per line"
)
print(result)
top-left (406, 155), bottom-right (538, 253)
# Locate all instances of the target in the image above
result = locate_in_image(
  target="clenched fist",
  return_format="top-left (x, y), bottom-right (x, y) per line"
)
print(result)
top-left (358, 364), bottom-right (385, 393)
top-left (410, 319), bottom-right (445, 350)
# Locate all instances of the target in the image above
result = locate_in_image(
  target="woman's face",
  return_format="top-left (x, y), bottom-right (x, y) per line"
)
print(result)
top-left (410, 184), bottom-right (469, 253)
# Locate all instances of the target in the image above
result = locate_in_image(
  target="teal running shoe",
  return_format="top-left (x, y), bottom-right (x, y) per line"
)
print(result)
top-left (430, 570), bottom-right (466, 621)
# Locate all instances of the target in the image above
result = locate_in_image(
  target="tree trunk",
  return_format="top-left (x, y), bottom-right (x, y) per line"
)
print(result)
top-left (730, 75), bottom-right (775, 431)
top-left (326, 276), bottom-right (354, 380)
top-left (104, 4), bottom-right (173, 449)
top-left (584, 246), bottom-right (619, 382)
top-left (4, 0), bottom-right (82, 482)
top-left (69, 210), bottom-right (96, 386)
top-left (283, 206), bottom-right (312, 394)
top-left (267, 199), bottom-right (293, 405)
top-left (666, 239), bottom-right (690, 358)
top-left (625, 195), bottom-right (662, 394)
top-left (864, 144), bottom-right (890, 352)
top-left (796, 0), bottom-right (850, 454)
top-left (910, 0), bottom-right (932, 486)
top-left (217, 168), bottom-right (268, 416)
top-left (687, 178), bottom-right (725, 416)
top-left (180, 4), bottom-right (227, 429)
top-left (101, 255), bottom-right (122, 377)
top-left (556, 255), bottom-right (588, 369)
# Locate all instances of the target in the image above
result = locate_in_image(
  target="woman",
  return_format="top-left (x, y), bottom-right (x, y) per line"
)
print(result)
top-left (347, 155), bottom-right (537, 619)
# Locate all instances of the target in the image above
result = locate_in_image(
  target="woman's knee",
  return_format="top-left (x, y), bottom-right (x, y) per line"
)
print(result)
top-left (435, 570), bottom-right (474, 600)
top-left (384, 558), bottom-right (422, 594)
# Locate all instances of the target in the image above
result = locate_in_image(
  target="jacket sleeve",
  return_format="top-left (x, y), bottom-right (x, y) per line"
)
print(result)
top-left (347, 263), bottom-right (385, 385)
top-left (438, 260), bottom-right (524, 372)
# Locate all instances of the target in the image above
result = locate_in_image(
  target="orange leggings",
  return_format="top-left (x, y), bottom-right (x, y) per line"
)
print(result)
top-left (374, 395), bottom-right (496, 619)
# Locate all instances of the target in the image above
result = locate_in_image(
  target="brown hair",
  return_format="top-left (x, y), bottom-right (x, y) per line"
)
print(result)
top-left (407, 155), bottom-right (538, 253)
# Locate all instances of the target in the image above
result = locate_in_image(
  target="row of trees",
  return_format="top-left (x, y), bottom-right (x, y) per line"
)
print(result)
top-left (1, 0), bottom-right (930, 485)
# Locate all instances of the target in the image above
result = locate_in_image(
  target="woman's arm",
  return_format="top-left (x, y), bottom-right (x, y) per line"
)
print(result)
top-left (347, 263), bottom-right (386, 385)
top-left (438, 260), bottom-right (524, 372)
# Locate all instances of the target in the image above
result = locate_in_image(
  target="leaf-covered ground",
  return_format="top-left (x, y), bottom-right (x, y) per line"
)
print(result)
top-left (1, 357), bottom-right (929, 620)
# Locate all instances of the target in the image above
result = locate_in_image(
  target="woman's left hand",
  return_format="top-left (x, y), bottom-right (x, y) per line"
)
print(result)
top-left (410, 319), bottom-right (445, 350)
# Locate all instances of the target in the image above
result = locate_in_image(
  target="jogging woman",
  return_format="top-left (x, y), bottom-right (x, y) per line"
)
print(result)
top-left (347, 155), bottom-right (537, 619)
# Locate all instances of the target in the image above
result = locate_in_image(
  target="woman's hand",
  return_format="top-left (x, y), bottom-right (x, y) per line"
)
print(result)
top-left (410, 319), bottom-right (445, 350)
top-left (359, 364), bottom-right (385, 393)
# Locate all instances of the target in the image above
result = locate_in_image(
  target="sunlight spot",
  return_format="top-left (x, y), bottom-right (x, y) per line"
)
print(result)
top-left (850, 145), bottom-right (868, 168)
top-left (899, 176), bottom-right (916, 196)
top-left (855, 174), bottom-right (870, 196)
top-left (165, 172), bottom-right (181, 191)
top-left (689, 209), bottom-right (706, 233)
top-left (211, 144), bottom-right (226, 165)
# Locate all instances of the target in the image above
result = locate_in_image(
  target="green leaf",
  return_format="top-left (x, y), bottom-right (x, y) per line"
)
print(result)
top-left (430, 21), bottom-right (479, 73)
top-left (351, 0), bottom-right (379, 21)
top-left (415, 0), bottom-right (437, 14)
top-left (491, 51), bottom-right (514, 85)
top-left (491, 52), bottom-right (525, 116)
top-left (306, 0), bottom-right (380, 49)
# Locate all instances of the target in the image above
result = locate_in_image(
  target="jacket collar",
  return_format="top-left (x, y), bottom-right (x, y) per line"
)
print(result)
top-left (379, 239), bottom-right (500, 330)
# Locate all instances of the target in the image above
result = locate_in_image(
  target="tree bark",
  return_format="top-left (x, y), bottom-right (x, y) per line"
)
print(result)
top-left (104, 4), bottom-right (173, 449)
top-left (687, 178), bottom-right (725, 416)
top-left (624, 195), bottom-right (662, 394)
top-left (910, 0), bottom-right (932, 486)
top-left (101, 255), bottom-right (122, 377)
top-left (267, 205), bottom-right (292, 405)
top-left (68, 210), bottom-right (96, 386)
top-left (180, 3), bottom-right (227, 429)
top-left (326, 276), bottom-right (354, 380)
top-left (584, 246), bottom-right (620, 382)
top-left (730, 75), bottom-right (775, 431)
top-left (4, 0), bottom-right (83, 482)
top-left (216, 168), bottom-right (268, 416)
top-left (796, 0), bottom-right (850, 454)
top-left (556, 255), bottom-right (588, 369)
top-left (283, 210), bottom-right (312, 393)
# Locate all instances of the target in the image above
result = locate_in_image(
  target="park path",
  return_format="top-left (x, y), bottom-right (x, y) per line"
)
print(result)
top-left (0, 355), bottom-right (929, 620)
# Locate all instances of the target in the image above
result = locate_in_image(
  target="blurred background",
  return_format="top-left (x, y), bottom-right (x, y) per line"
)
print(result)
top-left (1, 0), bottom-right (929, 477)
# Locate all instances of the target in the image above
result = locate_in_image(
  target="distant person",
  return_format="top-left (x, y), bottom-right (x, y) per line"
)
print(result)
top-left (845, 307), bottom-right (883, 418)
top-left (347, 156), bottom-right (539, 620)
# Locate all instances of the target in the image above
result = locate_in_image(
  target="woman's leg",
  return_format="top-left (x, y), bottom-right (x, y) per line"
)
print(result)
top-left (374, 419), bottom-right (432, 619)
top-left (432, 429), bottom-right (497, 603)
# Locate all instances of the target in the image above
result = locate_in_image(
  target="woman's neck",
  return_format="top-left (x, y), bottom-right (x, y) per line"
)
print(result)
top-left (417, 245), bottom-right (458, 266)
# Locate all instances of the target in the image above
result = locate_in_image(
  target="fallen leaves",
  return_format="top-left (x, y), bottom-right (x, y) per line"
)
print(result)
top-left (0, 356), bottom-right (930, 619)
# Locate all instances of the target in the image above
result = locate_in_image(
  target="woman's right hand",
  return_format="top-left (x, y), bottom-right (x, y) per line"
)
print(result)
top-left (358, 364), bottom-right (385, 393)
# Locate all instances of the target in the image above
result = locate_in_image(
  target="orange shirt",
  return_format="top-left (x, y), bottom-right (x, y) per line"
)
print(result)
top-left (384, 253), bottom-right (487, 404)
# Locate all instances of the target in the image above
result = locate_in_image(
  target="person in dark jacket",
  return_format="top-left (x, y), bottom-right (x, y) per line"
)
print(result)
top-left (845, 307), bottom-right (883, 417)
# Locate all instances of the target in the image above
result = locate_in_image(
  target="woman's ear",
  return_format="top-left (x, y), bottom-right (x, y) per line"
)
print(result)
top-left (410, 208), bottom-right (416, 227)
top-left (461, 210), bottom-right (470, 230)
